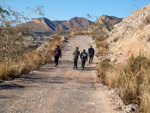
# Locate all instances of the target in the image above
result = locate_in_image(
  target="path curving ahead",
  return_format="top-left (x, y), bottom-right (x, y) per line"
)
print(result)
top-left (0, 35), bottom-right (124, 113)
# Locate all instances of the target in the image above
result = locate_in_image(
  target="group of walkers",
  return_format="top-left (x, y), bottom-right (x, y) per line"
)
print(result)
top-left (53, 45), bottom-right (94, 70)
top-left (73, 46), bottom-right (94, 70)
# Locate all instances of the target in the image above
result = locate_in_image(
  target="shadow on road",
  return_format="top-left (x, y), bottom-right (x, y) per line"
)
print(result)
top-left (0, 83), bottom-right (25, 90)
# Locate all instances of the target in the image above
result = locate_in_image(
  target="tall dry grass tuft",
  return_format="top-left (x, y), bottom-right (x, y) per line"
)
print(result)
top-left (141, 89), bottom-right (150, 113)
top-left (97, 59), bottom-right (112, 84)
top-left (140, 69), bottom-right (150, 113)
top-left (97, 55), bottom-right (150, 112)
top-left (0, 62), bottom-right (8, 80)
top-left (105, 69), bottom-right (121, 88)
top-left (17, 59), bottom-right (29, 76)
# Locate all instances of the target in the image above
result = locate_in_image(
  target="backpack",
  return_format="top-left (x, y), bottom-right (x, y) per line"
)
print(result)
top-left (54, 48), bottom-right (59, 56)
top-left (82, 52), bottom-right (87, 59)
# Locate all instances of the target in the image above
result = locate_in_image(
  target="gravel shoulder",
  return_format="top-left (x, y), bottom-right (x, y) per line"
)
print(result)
top-left (0, 35), bottom-right (124, 113)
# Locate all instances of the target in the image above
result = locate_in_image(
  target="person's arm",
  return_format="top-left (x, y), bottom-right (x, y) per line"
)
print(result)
top-left (88, 48), bottom-right (90, 54)
top-left (59, 49), bottom-right (62, 58)
top-left (53, 49), bottom-right (56, 56)
top-left (78, 51), bottom-right (80, 56)
top-left (86, 53), bottom-right (88, 59)
top-left (93, 48), bottom-right (95, 55)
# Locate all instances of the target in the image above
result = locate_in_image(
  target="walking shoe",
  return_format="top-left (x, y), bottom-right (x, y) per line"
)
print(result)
top-left (55, 64), bottom-right (58, 67)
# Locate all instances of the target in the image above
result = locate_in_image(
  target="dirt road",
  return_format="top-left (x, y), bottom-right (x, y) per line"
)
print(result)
top-left (0, 35), bottom-right (124, 113)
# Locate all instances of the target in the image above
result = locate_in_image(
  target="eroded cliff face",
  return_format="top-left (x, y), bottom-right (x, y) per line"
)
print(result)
top-left (106, 4), bottom-right (150, 63)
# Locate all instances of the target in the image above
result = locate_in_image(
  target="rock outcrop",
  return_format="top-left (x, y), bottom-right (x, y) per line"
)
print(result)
top-left (91, 15), bottom-right (122, 34)
top-left (96, 15), bottom-right (122, 31)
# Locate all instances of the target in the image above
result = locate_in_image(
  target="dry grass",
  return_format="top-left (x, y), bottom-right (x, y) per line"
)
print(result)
top-left (92, 34), bottom-right (108, 55)
top-left (141, 89), bottom-right (150, 113)
top-left (0, 62), bottom-right (8, 80)
top-left (97, 59), bottom-right (112, 84)
top-left (0, 35), bottom-right (62, 80)
top-left (97, 55), bottom-right (150, 113)
top-left (105, 69), bottom-right (120, 88)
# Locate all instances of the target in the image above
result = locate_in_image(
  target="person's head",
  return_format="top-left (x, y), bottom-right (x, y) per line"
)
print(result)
top-left (91, 46), bottom-right (93, 48)
top-left (57, 45), bottom-right (60, 48)
top-left (76, 47), bottom-right (79, 50)
top-left (83, 49), bottom-right (86, 52)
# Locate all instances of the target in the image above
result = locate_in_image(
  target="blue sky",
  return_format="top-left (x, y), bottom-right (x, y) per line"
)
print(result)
top-left (1, 0), bottom-right (150, 21)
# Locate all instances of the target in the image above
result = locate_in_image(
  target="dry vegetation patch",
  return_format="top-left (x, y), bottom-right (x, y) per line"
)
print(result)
top-left (0, 35), bottom-right (62, 80)
top-left (97, 55), bottom-right (150, 113)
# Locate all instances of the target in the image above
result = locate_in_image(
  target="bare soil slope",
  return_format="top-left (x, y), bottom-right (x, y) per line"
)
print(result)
top-left (0, 35), bottom-right (124, 113)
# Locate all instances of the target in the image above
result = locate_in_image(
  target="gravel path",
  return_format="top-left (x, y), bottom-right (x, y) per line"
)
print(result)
top-left (0, 35), bottom-right (124, 113)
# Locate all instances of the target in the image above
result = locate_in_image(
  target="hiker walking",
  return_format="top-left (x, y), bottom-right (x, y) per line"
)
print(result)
top-left (88, 46), bottom-right (94, 64)
top-left (53, 45), bottom-right (61, 67)
top-left (73, 47), bottom-right (80, 69)
top-left (80, 49), bottom-right (88, 70)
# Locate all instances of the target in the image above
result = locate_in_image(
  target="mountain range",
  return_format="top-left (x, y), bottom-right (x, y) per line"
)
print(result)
top-left (20, 17), bottom-right (92, 32)
top-left (20, 16), bottom-right (122, 33)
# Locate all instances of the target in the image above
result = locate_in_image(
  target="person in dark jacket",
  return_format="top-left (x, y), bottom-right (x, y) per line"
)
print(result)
top-left (53, 45), bottom-right (61, 67)
top-left (88, 46), bottom-right (94, 64)
top-left (73, 47), bottom-right (80, 69)
top-left (80, 49), bottom-right (88, 70)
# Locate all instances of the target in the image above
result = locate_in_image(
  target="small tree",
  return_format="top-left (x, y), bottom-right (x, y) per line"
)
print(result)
top-left (0, 5), bottom-right (44, 74)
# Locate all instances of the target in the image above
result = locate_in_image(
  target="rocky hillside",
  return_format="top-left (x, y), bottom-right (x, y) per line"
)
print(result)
top-left (20, 17), bottom-right (92, 32)
top-left (96, 15), bottom-right (122, 31)
top-left (91, 15), bottom-right (122, 34)
top-left (105, 4), bottom-right (150, 63)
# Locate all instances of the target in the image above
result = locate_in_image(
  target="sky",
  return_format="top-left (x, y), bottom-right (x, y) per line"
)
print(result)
top-left (1, 0), bottom-right (150, 22)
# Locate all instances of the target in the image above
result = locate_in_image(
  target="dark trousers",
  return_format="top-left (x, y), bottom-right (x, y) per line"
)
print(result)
top-left (54, 56), bottom-right (59, 65)
top-left (89, 55), bottom-right (94, 64)
top-left (81, 59), bottom-right (86, 69)
top-left (73, 57), bottom-right (78, 69)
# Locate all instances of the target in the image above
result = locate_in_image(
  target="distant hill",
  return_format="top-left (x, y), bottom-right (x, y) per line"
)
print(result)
top-left (96, 15), bottom-right (122, 31)
top-left (20, 17), bottom-right (93, 32)
top-left (90, 15), bottom-right (122, 35)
